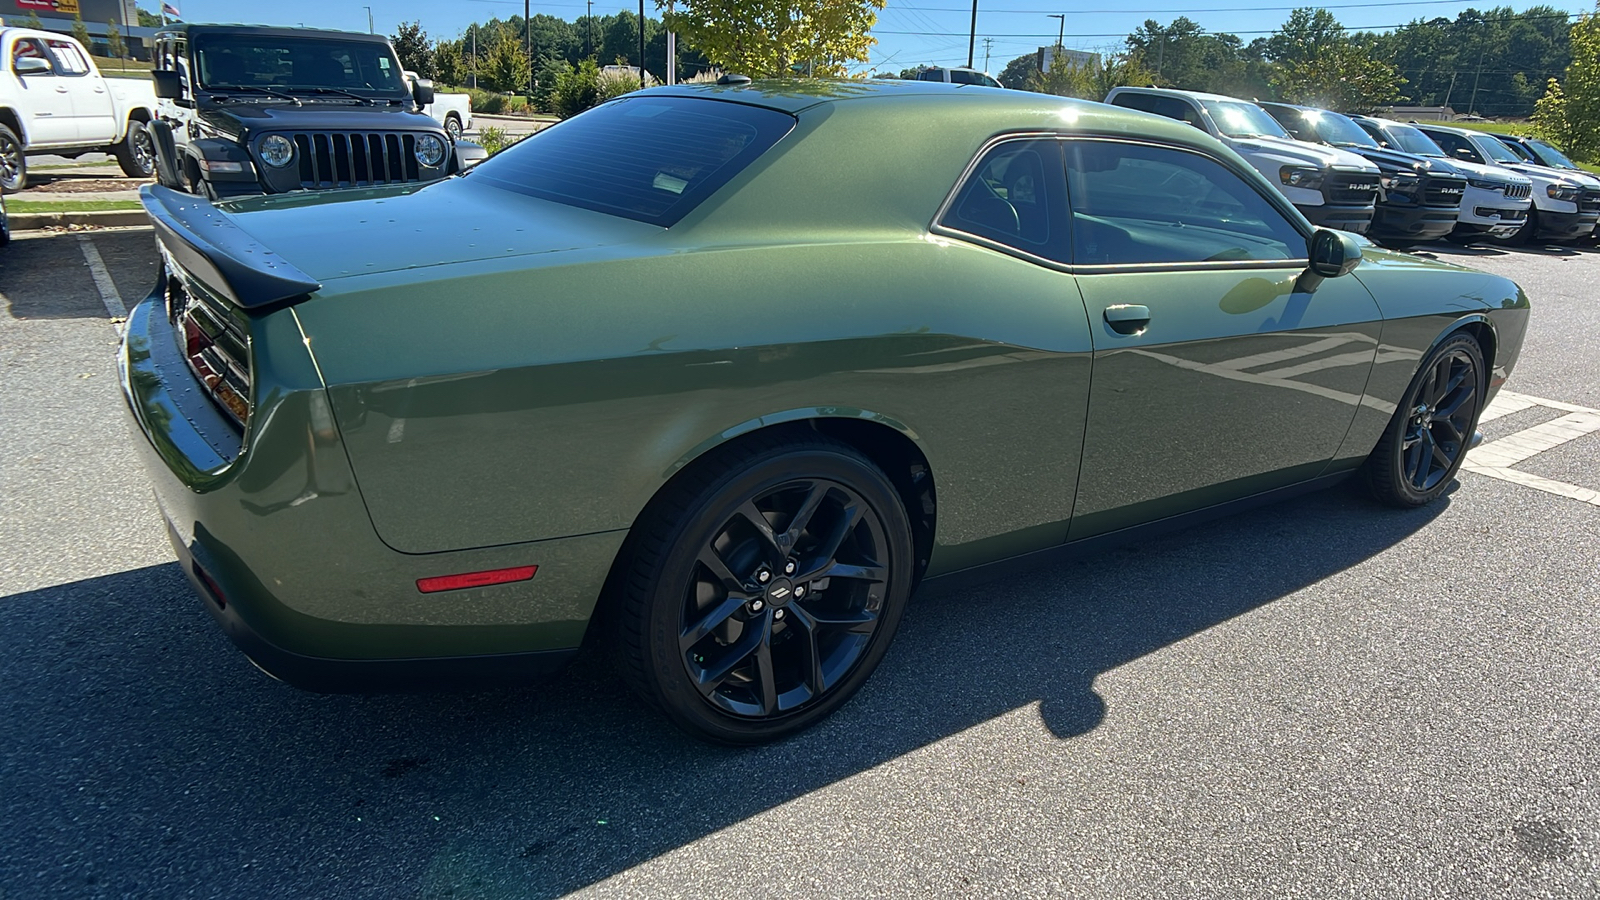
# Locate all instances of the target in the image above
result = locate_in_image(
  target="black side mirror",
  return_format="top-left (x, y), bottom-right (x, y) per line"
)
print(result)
top-left (412, 78), bottom-right (435, 107)
top-left (152, 69), bottom-right (182, 100)
top-left (1308, 228), bottom-right (1363, 277)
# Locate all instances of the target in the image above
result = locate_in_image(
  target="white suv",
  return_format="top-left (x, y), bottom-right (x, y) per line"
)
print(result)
top-left (913, 67), bottom-right (1002, 88)
top-left (1417, 123), bottom-right (1595, 244)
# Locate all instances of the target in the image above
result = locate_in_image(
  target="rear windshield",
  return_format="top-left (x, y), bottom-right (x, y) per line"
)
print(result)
top-left (470, 96), bottom-right (796, 227)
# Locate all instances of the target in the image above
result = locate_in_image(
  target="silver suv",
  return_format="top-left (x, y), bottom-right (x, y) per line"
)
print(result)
top-left (913, 67), bottom-right (1002, 88)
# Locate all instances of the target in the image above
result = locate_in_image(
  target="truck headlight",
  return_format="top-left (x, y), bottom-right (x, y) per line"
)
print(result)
top-left (1279, 166), bottom-right (1324, 190)
top-left (415, 134), bottom-right (446, 167)
top-left (1547, 184), bottom-right (1580, 202)
top-left (259, 134), bottom-right (295, 168)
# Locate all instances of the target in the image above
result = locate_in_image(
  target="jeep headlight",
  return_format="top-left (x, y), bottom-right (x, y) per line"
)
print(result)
top-left (1547, 183), bottom-right (1581, 202)
top-left (259, 134), bottom-right (295, 168)
top-left (1279, 166), bottom-right (1324, 190)
top-left (1467, 178), bottom-right (1502, 191)
top-left (415, 133), bottom-right (446, 167)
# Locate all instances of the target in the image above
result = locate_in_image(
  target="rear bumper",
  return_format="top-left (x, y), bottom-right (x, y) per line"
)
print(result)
top-left (120, 286), bottom-right (620, 692)
top-left (1300, 202), bottom-right (1375, 234)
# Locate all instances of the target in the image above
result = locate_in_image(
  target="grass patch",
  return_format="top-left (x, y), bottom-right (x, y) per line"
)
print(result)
top-left (32, 160), bottom-right (120, 170)
top-left (6, 198), bottom-right (142, 213)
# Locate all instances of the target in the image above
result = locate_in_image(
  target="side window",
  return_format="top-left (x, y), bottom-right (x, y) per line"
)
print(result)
top-left (1270, 108), bottom-right (1311, 141)
top-left (45, 40), bottom-right (90, 76)
top-left (1428, 131), bottom-right (1480, 163)
top-left (940, 139), bottom-right (1067, 262)
top-left (1357, 122), bottom-right (1387, 147)
top-left (948, 69), bottom-right (975, 85)
top-left (12, 38), bottom-right (54, 73)
top-left (1065, 140), bottom-right (1304, 266)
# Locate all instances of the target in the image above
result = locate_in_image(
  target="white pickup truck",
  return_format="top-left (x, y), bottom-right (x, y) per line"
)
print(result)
top-left (0, 27), bottom-right (158, 190)
top-left (404, 70), bottom-right (471, 141)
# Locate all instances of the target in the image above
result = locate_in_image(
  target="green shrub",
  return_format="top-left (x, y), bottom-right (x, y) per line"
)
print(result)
top-left (596, 68), bottom-right (643, 103)
top-left (472, 89), bottom-right (508, 115)
top-left (553, 58), bottom-right (602, 119)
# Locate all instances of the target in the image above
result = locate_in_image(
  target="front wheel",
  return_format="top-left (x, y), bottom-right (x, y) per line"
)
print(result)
top-left (0, 124), bottom-right (25, 191)
top-left (1363, 332), bottom-right (1485, 507)
top-left (614, 435), bottom-right (915, 744)
top-left (114, 120), bottom-right (157, 179)
top-left (444, 114), bottom-right (464, 143)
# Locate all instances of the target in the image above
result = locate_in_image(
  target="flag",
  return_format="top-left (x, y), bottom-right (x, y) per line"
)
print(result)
top-left (161, 2), bottom-right (181, 17)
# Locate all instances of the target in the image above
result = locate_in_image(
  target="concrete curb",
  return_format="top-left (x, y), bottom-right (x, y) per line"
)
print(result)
top-left (11, 209), bottom-right (149, 230)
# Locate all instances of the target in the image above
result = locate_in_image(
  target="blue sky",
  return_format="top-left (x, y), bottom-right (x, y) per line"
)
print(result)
top-left (151, 0), bottom-right (1590, 75)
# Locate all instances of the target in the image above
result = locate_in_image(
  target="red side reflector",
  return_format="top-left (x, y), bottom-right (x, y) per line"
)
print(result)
top-left (416, 565), bottom-right (538, 594)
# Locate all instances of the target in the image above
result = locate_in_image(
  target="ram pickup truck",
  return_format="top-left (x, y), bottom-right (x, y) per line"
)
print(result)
top-left (1105, 86), bottom-right (1382, 233)
top-left (148, 24), bottom-right (482, 199)
top-left (0, 27), bottom-right (158, 190)
top-left (404, 70), bottom-right (471, 141)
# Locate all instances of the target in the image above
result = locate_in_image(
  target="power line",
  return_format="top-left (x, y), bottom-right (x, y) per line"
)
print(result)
top-left (876, 10), bottom-right (1583, 38)
top-left (888, 0), bottom-right (1480, 14)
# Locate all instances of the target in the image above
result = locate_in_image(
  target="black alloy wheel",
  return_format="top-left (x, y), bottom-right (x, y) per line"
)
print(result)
top-left (0, 124), bottom-right (25, 192)
top-left (115, 121), bottom-right (157, 179)
top-left (614, 435), bottom-right (914, 744)
top-left (1365, 332), bottom-right (1484, 506)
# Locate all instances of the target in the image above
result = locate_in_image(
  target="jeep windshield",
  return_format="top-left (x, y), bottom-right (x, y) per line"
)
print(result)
top-left (194, 34), bottom-right (408, 100)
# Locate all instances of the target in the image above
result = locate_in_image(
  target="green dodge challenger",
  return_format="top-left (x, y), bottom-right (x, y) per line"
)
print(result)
top-left (122, 80), bottom-right (1529, 743)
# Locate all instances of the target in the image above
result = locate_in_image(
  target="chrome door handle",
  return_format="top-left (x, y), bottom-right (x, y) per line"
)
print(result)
top-left (1104, 304), bottom-right (1151, 335)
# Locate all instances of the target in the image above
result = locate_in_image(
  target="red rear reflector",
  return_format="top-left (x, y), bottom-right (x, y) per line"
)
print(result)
top-left (416, 565), bottom-right (537, 594)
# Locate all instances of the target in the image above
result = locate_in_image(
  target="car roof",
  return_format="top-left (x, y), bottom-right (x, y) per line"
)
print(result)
top-left (155, 23), bottom-right (390, 42)
top-left (1411, 122), bottom-right (1478, 138)
top-left (1109, 86), bottom-right (1254, 104)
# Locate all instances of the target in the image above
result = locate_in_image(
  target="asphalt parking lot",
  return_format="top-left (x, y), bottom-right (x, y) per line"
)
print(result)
top-left (2, 227), bottom-right (1598, 899)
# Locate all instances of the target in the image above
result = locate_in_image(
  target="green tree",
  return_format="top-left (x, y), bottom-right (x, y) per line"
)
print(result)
top-left (106, 20), bottom-right (126, 59)
top-left (434, 38), bottom-right (463, 87)
top-left (1033, 51), bottom-right (1156, 100)
top-left (1533, 4), bottom-right (1600, 160)
top-left (71, 13), bottom-right (92, 52)
top-left (391, 21), bottom-right (435, 78)
top-left (1263, 9), bottom-right (1405, 112)
top-left (135, 5), bottom-right (162, 27)
top-left (483, 27), bottom-right (531, 93)
top-left (662, 0), bottom-right (884, 78)
top-left (998, 53), bottom-right (1037, 89)
top-left (553, 57), bottom-right (601, 117)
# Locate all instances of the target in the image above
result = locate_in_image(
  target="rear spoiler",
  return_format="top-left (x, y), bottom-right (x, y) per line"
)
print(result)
top-left (140, 185), bottom-right (321, 309)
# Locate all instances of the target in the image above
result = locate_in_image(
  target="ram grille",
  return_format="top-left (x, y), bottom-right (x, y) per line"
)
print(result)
top-left (1421, 176), bottom-right (1467, 207)
top-left (1503, 182), bottom-right (1532, 200)
top-left (1579, 188), bottom-right (1600, 215)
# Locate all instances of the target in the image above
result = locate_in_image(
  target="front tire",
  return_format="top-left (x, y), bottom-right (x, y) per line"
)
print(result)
top-left (0, 124), bottom-right (25, 191)
top-left (114, 120), bottom-right (157, 179)
top-left (1363, 333), bottom-right (1485, 507)
top-left (444, 114), bottom-right (464, 143)
top-left (614, 435), bottom-right (915, 744)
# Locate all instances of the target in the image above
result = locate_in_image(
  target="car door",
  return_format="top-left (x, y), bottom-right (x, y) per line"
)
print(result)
top-left (45, 39), bottom-right (117, 145)
top-left (8, 37), bottom-right (77, 145)
top-left (1065, 137), bottom-right (1383, 539)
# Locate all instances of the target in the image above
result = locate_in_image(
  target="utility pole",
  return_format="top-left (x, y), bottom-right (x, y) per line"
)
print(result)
top-left (525, 0), bottom-right (532, 99)
top-left (1047, 14), bottom-right (1064, 72)
top-left (470, 25), bottom-right (476, 89)
top-left (363, 6), bottom-right (373, 33)
top-left (1468, 43), bottom-right (1486, 116)
top-left (586, 0), bottom-right (593, 58)
top-left (639, 0), bottom-right (646, 85)
top-left (666, 0), bottom-right (676, 85)
top-left (967, 0), bottom-right (978, 68)
top-left (983, 37), bottom-right (993, 73)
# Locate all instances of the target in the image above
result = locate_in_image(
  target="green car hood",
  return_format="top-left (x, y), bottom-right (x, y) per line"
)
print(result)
top-left (217, 177), bottom-right (661, 282)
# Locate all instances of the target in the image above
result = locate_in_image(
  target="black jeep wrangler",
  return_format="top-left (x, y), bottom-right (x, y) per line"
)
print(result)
top-left (147, 24), bottom-right (481, 199)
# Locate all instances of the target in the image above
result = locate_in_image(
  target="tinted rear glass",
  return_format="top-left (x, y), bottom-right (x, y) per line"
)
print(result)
top-left (470, 96), bottom-right (796, 227)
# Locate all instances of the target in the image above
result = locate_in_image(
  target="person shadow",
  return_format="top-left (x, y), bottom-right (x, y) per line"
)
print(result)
top-left (0, 480), bottom-right (1449, 899)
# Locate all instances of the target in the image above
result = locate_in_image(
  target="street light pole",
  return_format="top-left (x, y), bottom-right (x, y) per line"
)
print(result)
top-left (1046, 14), bottom-right (1063, 73)
top-left (639, 0), bottom-right (646, 86)
top-left (363, 6), bottom-right (373, 33)
top-left (966, 0), bottom-right (978, 68)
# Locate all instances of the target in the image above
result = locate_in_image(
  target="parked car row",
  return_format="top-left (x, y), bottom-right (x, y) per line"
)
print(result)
top-left (1101, 85), bottom-right (1597, 247)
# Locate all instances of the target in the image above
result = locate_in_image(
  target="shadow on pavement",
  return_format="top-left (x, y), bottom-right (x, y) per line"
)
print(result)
top-left (0, 482), bottom-right (1447, 898)
top-left (0, 229), bottom-right (157, 321)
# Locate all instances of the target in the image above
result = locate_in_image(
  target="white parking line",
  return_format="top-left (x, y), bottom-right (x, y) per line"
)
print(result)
top-left (1463, 391), bottom-right (1600, 507)
top-left (76, 234), bottom-right (128, 328)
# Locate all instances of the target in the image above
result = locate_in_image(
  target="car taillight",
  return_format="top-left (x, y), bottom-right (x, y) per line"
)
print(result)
top-left (168, 268), bottom-right (252, 431)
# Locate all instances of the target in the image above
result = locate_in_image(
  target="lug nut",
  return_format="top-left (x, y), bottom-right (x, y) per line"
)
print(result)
top-left (774, 609), bottom-right (785, 620)
top-left (784, 560), bottom-right (797, 575)
top-left (756, 568), bottom-right (771, 584)
top-left (750, 599), bottom-right (765, 612)
top-left (794, 585), bottom-right (806, 599)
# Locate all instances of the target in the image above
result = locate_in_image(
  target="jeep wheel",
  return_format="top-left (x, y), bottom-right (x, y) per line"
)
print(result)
top-left (114, 121), bottom-right (157, 180)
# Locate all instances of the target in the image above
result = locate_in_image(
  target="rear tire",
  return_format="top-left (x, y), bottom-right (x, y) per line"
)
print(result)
top-left (444, 114), bottom-right (463, 143)
top-left (1363, 333), bottom-right (1485, 507)
top-left (0, 124), bottom-right (25, 191)
top-left (114, 120), bottom-right (156, 179)
top-left (613, 434), bottom-right (914, 744)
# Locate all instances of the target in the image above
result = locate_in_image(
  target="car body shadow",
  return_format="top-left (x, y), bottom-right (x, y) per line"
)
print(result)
top-left (0, 481), bottom-right (1448, 898)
